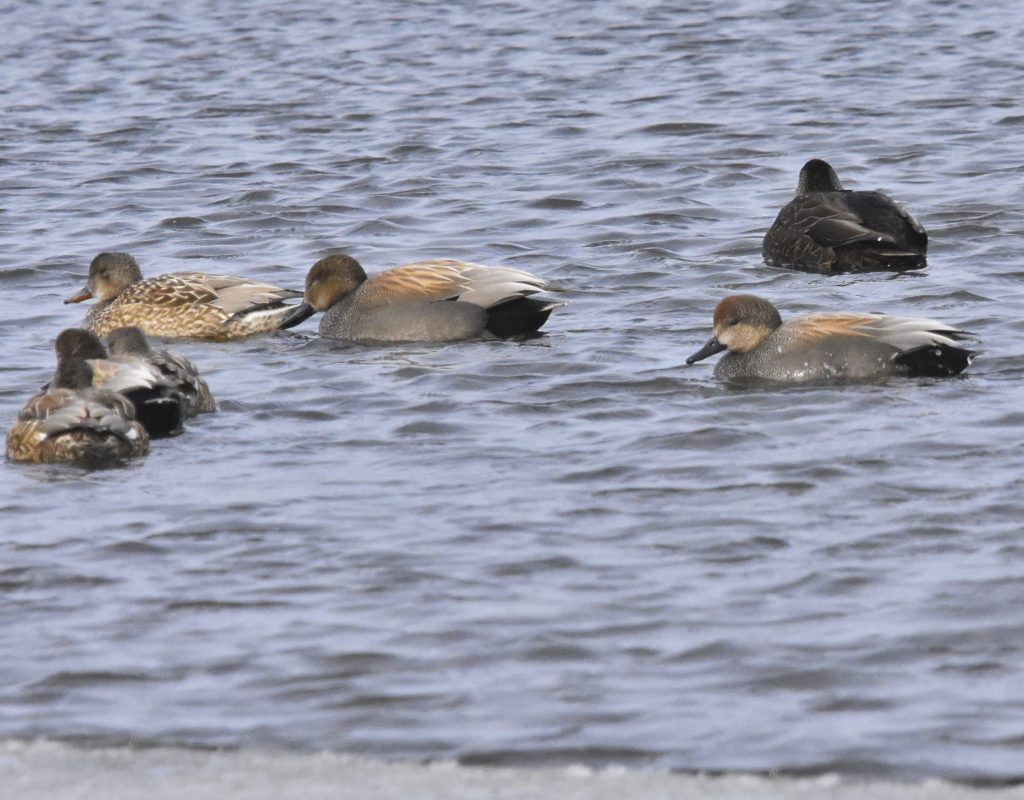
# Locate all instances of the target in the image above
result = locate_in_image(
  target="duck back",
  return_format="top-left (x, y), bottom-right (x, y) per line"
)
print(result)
top-left (764, 189), bottom-right (927, 273)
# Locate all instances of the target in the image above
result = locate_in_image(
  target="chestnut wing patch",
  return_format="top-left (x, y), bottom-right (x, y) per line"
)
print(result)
top-left (790, 313), bottom-right (880, 341)
top-left (370, 261), bottom-right (470, 303)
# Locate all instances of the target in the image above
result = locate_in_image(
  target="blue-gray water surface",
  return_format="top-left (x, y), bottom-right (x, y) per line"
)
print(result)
top-left (2, 0), bottom-right (1024, 785)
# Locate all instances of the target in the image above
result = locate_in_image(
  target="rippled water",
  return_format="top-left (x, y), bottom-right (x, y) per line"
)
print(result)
top-left (3, 0), bottom-right (1024, 786)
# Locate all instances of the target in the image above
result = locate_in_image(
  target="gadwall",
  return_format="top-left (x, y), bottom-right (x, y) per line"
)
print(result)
top-left (280, 255), bottom-right (561, 342)
top-left (53, 328), bottom-right (186, 437)
top-left (6, 358), bottom-right (149, 466)
top-left (687, 295), bottom-right (974, 382)
top-left (107, 326), bottom-right (216, 416)
top-left (65, 252), bottom-right (303, 341)
top-left (762, 159), bottom-right (927, 273)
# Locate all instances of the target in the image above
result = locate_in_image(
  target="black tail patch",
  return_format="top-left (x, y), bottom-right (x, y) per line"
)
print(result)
top-left (126, 389), bottom-right (186, 437)
top-left (485, 298), bottom-right (557, 338)
top-left (895, 344), bottom-right (975, 377)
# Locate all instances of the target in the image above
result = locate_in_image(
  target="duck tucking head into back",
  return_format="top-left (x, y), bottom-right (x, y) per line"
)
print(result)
top-left (795, 158), bottom-right (844, 193)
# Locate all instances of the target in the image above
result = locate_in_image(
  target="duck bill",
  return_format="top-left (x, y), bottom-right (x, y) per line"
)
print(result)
top-left (64, 287), bottom-right (93, 304)
top-left (278, 301), bottom-right (316, 330)
top-left (686, 337), bottom-right (727, 364)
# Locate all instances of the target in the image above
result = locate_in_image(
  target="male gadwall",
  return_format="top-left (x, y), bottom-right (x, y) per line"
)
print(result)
top-left (6, 358), bottom-right (149, 466)
top-left (762, 159), bottom-right (927, 273)
top-left (65, 252), bottom-right (303, 341)
top-left (280, 254), bottom-right (561, 342)
top-left (53, 328), bottom-right (187, 437)
top-left (106, 326), bottom-right (216, 416)
top-left (687, 295), bottom-right (974, 382)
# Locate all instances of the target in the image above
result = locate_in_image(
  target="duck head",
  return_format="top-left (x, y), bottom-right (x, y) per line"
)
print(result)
top-left (279, 254), bottom-right (368, 329)
top-left (687, 295), bottom-right (784, 364)
top-left (107, 326), bottom-right (153, 357)
top-left (53, 357), bottom-right (96, 390)
top-left (796, 159), bottom-right (844, 194)
top-left (54, 328), bottom-right (108, 361)
top-left (64, 252), bottom-right (144, 304)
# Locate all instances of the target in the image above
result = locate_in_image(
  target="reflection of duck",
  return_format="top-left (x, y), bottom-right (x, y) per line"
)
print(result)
top-left (281, 254), bottom-right (562, 342)
top-left (762, 159), bottom-right (927, 273)
top-left (6, 358), bottom-right (149, 466)
top-left (65, 252), bottom-right (303, 340)
top-left (687, 295), bottom-right (974, 382)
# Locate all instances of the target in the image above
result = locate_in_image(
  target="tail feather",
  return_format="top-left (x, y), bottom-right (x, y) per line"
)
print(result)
top-left (894, 343), bottom-right (975, 377)
top-left (485, 298), bottom-right (563, 338)
top-left (126, 390), bottom-right (185, 437)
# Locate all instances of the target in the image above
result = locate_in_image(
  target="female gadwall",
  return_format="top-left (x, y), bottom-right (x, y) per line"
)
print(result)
top-left (106, 326), bottom-right (216, 416)
top-left (65, 252), bottom-right (303, 341)
top-left (280, 254), bottom-right (561, 342)
top-left (687, 295), bottom-right (974, 382)
top-left (6, 358), bottom-right (149, 466)
top-left (53, 328), bottom-right (188, 437)
top-left (762, 159), bottom-right (927, 273)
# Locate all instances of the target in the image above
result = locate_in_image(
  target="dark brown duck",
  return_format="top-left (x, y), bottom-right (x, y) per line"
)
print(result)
top-left (762, 159), bottom-right (927, 273)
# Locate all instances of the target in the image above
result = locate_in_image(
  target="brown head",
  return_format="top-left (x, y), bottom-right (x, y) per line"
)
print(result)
top-left (303, 255), bottom-right (368, 311)
top-left (277, 254), bottom-right (368, 330)
top-left (796, 159), bottom-right (844, 194)
top-left (52, 358), bottom-right (95, 390)
top-left (54, 328), bottom-right (108, 361)
top-left (686, 295), bottom-right (784, 364)
top-left (64, 252), bottom-right (144, 305)
top-left (107, 326), bottom-right (153, 357)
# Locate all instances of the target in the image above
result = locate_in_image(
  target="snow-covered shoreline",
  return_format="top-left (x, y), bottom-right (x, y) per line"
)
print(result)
top-left (2, 740), bottom-right (1022, 800)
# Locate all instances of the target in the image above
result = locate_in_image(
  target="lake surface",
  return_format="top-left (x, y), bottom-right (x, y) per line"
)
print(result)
top-left (2, 0), bottom-right (1024, 787)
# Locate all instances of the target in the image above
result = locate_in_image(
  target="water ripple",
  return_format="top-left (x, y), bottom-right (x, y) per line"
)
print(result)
top-left (0, 0), bottom-right (1022, 785)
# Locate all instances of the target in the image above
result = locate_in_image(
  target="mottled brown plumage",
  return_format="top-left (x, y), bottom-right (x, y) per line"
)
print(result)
top-left (65, 252), bottom-right (303, 341)
top-left (762, 159), bottom-right (927, 273)
top-left (6, 359), bottom-right (149, 466)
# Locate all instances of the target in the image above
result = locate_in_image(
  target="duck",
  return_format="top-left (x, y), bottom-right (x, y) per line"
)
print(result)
top-left (279, 254), bottom-right (561, 342)
top-left (53, 328), bottom-right (187, 437)
top-left (762, 159), bottom-right (927, 273)
top-left (6, 358), bottom-right (149, 466)
top-left (686, 294), bottom-right (975, 382)
top-left (106, 326), bottom-right (216, 417)
top-left (64, 252), bottom-right (303, 341)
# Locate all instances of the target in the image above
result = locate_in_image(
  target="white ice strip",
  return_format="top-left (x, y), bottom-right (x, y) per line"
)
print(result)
top-left (0, 741), bottom-right (1018, 800)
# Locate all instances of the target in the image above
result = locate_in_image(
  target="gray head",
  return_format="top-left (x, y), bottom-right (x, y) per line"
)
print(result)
top-left (53, 358), bottom-right (95, 390)
top-left (54, 328), bottom-right (108, 361)
top-left (107, 326), bottom-right (153, 357)
top-left (64, 252), bottom-right (144, 304)
top-left (796, 159), bottom-right (844, 194)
